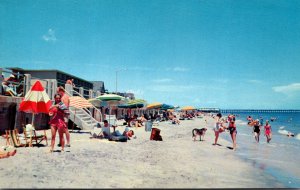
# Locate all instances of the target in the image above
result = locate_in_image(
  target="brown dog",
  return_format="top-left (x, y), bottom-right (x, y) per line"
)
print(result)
top-left (192, 128), bottom-right (207, 141)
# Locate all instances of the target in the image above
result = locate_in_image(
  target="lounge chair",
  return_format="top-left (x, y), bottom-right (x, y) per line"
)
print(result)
top-left (23, 124), bottom-right (48, 147)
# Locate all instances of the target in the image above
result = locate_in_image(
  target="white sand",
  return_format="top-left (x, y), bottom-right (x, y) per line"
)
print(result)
top-left (0, 116), bottom-right (285, 188)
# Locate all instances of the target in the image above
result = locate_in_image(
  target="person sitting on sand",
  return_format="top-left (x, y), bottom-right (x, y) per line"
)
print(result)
top-left (102, 120), bottom-right (117, 138)
top-left (123, 128), bottom-right (135, 140)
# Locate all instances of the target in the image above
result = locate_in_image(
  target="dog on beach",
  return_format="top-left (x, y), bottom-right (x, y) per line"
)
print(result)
top-left (192, 128), bottom-right (207, 141)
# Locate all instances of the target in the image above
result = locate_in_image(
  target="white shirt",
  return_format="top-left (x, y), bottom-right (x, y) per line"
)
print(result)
top-left (102, 124), bottom-right (112, 136)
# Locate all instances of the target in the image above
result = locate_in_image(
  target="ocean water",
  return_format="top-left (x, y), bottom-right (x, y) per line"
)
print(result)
top-left (220, 111), bottom-right (300, 188)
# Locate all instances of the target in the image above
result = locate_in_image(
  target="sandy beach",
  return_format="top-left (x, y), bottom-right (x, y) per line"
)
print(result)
top-left (0, 116), bottom-right (285, 188)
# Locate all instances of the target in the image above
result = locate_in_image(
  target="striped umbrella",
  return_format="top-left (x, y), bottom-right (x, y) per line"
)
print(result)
top-left (19, 80), bottom-right (51, 114)
top-left (69, 96), bottom-right (93, 109)
top-left (69, 96), bottom-right (95, 130)
top-left (19, 80), bottom-right (52, 125)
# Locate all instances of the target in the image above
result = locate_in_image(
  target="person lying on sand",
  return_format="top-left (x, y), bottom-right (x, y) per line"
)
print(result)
top-left (0, 146), bottom-right (17, 159)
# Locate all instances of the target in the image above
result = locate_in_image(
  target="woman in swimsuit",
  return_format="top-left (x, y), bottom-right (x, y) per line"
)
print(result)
top-left (264, 120), bottom-right (272, 143)
top-left (228, 120), bottom-right (237, 150)
top-left (253, 120), bottom-right (261, 143)
top-left (213, 113), bottom-right (226, 145)
top-left (49, 94), bottom-right (69, 152)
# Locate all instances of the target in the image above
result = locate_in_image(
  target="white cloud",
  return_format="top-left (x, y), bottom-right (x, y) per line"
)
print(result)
top-left (152, 78), bottom-right (173, 83)
top-left (42, 29), bottom-right (57, 42)
top-left (166, 66), bottom-right (189, 72)
top-left (272, 83), bottom-right (300, 95)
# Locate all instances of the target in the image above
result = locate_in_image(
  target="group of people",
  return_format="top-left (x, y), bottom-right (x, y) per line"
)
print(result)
top-left (1, 74), bottom-right (23, 97)
top-left (248, 116), bottom-right (272, 143)
top-left (213, 113), bottom-right (237, 150)
top-left (213, 113), bottom-right (274, 151)
top-left (48, 87), bottom-right (71, 152)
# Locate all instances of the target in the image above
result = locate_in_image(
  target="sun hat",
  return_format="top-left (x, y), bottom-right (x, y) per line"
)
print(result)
top-left (9, 74), bottom-right (15, 78)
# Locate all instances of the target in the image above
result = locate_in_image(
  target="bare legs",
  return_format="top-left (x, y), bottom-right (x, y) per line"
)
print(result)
top-left (50, 125), bottom-right (57, 152)
top-left (58, 127), bottom-right (65, 151)
top-left (214, 130), bottom-right (220, 145)
top-left (254, 132), bottom-right (260, 143)
top-left (266, 134), bottom-right (272, 143)
top-left (230, 131), bottom-right (237, 150)
top-left (50, 125), bottom-right (65, 152)
top-left (65, 129), bottom-right (70, 146)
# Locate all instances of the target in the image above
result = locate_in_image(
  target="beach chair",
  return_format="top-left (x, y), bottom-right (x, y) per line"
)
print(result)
top-left (23, 125), bottom-right (48, 147)
top-left (5, 129), bottom-right (26, 147)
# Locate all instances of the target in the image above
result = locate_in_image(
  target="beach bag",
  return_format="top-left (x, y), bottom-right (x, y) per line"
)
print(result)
top-left (150, 128), bottom-right (163, 141)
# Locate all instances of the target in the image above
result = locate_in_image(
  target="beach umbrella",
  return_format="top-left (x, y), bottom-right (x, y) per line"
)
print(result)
top-left (95, 94), bottom-right (124, 101)
top-left (181, 106), bottom-right (196, 111)
top-left (19, 80), bottom-right (52, 125)
top-left (69, 96), bottom-right (95, 130)
top-left (69, 96), bottom-right (93, 109)
top-left (160, 104), bottom-right (174, 110)
top-left (118, 99), bottom-right (147, 109)
top-left (146, 102), bottom-right (162, 109)
top-left (94, 94), bottom-right (126, 126)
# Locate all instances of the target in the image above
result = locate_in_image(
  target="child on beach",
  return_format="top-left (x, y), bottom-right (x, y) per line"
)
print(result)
top-left (264, 120), bottom-right (272, 143)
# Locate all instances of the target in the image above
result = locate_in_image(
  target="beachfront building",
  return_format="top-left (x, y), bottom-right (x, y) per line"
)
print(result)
top-left (7, 67), bottom-right (94, 98)
top-left (92, 81), bottom-right (106, 95)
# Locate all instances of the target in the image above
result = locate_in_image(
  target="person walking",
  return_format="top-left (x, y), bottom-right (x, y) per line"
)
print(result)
top-left (253, 119), bottom-right (261, 143)
top-left (264, 120), bottom-right (272, 143)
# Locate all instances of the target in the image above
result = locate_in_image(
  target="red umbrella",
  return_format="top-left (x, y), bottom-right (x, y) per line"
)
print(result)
top-left (19, 80), bottom-right (52, 125)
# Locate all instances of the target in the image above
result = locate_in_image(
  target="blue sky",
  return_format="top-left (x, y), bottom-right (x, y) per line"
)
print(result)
top-left (1, 0), bottom-right (300, 109)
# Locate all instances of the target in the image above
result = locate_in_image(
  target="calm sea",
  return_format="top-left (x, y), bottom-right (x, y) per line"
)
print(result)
top-left (220, 111), bottom-right (300, 188)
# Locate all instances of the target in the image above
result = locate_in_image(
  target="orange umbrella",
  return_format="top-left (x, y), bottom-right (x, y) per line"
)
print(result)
top-left (146, 102), bottom-right (162, 109)
top-left (181, 106), bottom-right (196, 111)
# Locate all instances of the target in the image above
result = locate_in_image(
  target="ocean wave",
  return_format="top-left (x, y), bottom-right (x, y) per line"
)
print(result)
top-left (296, 134), bottom-right (300, 140)
top-left (236, 119), bottom-right (248, 126)
top-left (279, 126), bottom-right (285, 130)
top-left (278, 129), bottom-right (289, 135)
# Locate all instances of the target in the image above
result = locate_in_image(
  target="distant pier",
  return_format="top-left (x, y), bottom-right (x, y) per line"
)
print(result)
top-left (220, 109), bottom-right (300, 113)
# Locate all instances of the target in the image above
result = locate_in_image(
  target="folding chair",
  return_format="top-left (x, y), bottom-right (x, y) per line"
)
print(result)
top-left (5, 129), bottom-right (25, 147)
top-left (23, 125), bottom-right (48, 147)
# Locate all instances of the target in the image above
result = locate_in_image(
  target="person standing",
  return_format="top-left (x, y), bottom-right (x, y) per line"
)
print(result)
top-left (264, 120), bottom-right (272, 143)
top-left (49, 94), bottom-right (68, 152)
top-left (228, 120), bottom-right (237, 150)
top-left (57, 87), bottom-right (71, 147)
top-left (66, 78), bottom-right (75, 87)
top-left (213, 113), bottom-right (226, 145)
